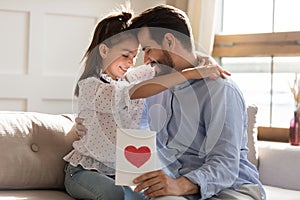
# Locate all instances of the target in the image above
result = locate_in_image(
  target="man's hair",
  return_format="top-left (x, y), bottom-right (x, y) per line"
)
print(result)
top-left (130, 4), bottom-right (194, 51)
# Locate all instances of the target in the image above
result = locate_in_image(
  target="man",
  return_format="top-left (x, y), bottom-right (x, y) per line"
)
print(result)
top-left (76, 4), bottom-right (265, 200)
top-left (127, 5), bottom-right (265, 200)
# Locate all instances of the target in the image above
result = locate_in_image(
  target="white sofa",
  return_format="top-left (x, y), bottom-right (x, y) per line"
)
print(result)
top-left (247, 106), bottom-right (300, 200)
top-left (0, 107), bottom-right (299, 199)
top-left (257, 141), bottom-right (300, 199)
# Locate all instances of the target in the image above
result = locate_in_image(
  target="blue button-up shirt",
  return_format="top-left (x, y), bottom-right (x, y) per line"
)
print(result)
top-left (144, 77), bottom-right (266, 200)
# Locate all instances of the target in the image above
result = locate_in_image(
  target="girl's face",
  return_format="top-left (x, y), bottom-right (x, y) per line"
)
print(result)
top-left (102, 36), bottom-right (139, 80)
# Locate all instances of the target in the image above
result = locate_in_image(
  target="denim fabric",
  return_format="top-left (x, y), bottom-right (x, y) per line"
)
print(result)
top-left (64, 164), bottom-right (148, 200)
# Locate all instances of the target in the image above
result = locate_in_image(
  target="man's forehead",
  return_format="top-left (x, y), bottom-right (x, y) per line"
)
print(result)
top-left (137, 27), bottom-right (151, 42)
top-left (137, 27), bottom-right (161, 48)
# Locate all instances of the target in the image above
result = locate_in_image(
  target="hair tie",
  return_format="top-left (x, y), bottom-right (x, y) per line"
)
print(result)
top-left (121, 12), bottom-right (132, 22)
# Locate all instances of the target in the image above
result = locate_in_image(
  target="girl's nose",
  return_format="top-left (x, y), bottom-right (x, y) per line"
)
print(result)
top-left (129, 56), bottom-right (134, 65)
top-left (126, 56), bottom-right (135, 67)
top-left (143, 54), bottom-right (151, 65)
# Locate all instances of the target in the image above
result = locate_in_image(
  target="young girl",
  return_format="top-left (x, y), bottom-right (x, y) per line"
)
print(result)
top-left (63, 11), bottom-right (225, 200)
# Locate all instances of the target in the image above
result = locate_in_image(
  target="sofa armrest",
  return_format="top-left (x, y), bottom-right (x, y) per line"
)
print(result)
top-left (258, 141), bottom-right (300, 190)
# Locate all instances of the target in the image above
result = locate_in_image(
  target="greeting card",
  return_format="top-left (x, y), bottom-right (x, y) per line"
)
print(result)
top-left (115, 128), bottom-right (157, 186)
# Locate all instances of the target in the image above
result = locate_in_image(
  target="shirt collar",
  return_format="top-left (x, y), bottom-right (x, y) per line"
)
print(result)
top-left (172, 79), bottom-right (198, 91)
top-left (99, 73), bottom-right (120, 85)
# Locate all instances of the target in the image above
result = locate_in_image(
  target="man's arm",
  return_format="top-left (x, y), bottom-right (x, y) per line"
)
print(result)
top-left (183, 82), bottom-right (246, 199)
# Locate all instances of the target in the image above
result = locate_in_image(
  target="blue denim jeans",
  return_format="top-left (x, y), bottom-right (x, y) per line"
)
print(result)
top-left (64, 163), bottom-right (148, 200)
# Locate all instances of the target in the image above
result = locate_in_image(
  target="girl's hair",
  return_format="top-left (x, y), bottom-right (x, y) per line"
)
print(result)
top-left (74, 11), bottom-right (133, 97)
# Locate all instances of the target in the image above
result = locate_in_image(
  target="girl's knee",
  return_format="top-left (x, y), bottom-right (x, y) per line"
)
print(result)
top-left (99, 185), bottom-right (125, 200)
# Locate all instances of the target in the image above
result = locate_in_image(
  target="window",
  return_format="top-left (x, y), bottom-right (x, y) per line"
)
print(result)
top-left (213, 0), bottom-right (300, 128)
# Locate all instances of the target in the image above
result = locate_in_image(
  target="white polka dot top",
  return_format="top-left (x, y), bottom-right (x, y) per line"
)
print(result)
top-left (63, 65), bottom-right (154, 175)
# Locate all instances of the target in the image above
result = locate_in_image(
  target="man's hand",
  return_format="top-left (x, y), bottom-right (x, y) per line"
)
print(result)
top-left (75, 117), bottom-right (87, 139)
top-left (133, 170), bottom-right (199, 198)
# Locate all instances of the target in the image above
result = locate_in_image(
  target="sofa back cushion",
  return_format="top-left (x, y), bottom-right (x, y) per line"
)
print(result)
top-left (247, 105), bottom-right (259, 168)
top-left (258, 141), bottom-right (300, 190)
top-left (0, 112), bottom-right (76, 189)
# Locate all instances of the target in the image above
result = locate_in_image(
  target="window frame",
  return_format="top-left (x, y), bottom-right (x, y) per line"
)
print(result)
top-left (214, 0), bottom-right (300, 141)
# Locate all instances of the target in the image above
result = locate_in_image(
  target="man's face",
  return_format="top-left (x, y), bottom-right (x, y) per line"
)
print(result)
top-left (137, 27), bottom-right (175, 76)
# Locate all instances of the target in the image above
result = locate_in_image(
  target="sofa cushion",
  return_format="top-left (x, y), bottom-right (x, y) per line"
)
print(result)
top-left (263, 185), bottom-right (300, 200)
top-left (0, 112), bottom-right (76, 189)
top-left (0, 190), bottom-right (74, 200)
top-left (258, 141), bottom-right (300, 191)
top-left (246, 105), bottom-right (259, 167)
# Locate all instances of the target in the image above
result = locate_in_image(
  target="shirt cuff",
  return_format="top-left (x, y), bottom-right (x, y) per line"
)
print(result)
top-left (184, 170), bottom-right (208, 200)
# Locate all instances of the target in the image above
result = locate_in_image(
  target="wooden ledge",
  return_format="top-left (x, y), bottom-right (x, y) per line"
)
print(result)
top-left (258, 126), bottom-right (289, 143)
top-left (212, 31), bottom-right (300, 57)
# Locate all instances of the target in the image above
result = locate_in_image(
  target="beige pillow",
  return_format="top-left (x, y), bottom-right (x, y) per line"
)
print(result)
top-left (246, 105), bottom-right (259, 168)
top-left (0, 112), bottom-right (76, 189)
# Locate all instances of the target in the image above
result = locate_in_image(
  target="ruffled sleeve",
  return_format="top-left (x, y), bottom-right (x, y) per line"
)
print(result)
top-left (125, 64), bottom-right (155, 83)
top-left (78, 77), bottom-right (144, 128)
top-left (112, 80), bottom-right (144, 129)
top-left (78, 77), bottom-right (115, 113)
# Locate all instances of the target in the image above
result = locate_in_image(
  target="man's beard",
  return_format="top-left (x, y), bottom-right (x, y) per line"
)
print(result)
top-left (153, 51), bottom-right (175, 77)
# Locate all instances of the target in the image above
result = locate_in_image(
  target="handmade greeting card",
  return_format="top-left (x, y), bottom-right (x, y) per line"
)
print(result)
top-left (115, 128), bottom-right (157, 186)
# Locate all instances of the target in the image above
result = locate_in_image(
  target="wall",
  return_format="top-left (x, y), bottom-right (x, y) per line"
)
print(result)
top-left (131, 0), bottom-right (166, 14)
top-left (0, 0), bottom-right (165, 114)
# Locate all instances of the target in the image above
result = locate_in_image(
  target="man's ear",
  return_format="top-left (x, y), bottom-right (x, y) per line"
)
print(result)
top-left (163, 33), bottom-right (176, 50)
top-left (99, 44), bottom-right (109, 59)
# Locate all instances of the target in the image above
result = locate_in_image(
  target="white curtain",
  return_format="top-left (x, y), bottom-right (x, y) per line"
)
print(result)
top-left (187, 0), bottom-right (220, 56)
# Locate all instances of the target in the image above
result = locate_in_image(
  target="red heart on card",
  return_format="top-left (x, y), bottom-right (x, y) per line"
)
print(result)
top-left (124, 145), bottom-right (151, 168)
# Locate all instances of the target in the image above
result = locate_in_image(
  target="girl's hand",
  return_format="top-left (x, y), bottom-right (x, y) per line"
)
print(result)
top-left (182, 64), bottom-right (219, 80)
top-left (196, 55), bottom-right (231, 79)
top-left (194, 64), bottom-right (221, 80)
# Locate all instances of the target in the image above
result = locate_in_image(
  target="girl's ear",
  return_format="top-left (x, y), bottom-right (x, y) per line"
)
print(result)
top-left (99, 44), bottom-right (109, 59)
top-left (163, 33), bottom-right (176, 50)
